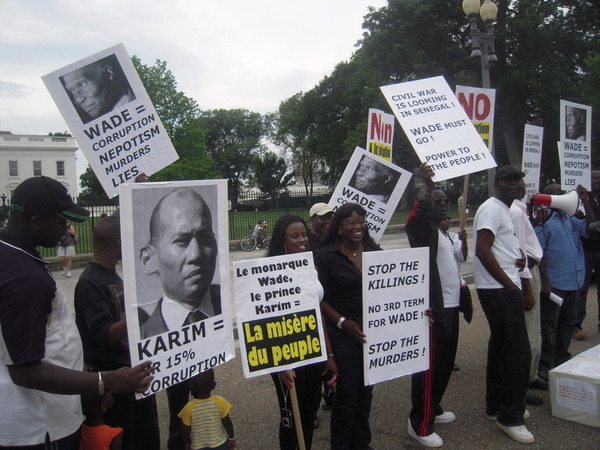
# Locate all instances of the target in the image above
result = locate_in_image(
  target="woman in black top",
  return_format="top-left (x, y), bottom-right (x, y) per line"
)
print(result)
top-left (315, 203), bottom-right (381, 450)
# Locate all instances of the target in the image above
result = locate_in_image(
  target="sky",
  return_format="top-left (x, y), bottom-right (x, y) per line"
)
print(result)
top-left (1, 0), bottom-right (388, 182)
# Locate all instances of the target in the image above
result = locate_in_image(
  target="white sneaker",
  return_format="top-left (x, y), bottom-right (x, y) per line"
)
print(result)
top-left (66, 271), bottom-right (72, 277)
top-left (486, 409), bottom-right (529, 421)
top-left (435, 411), bottom-right (456, 424)
top-left (496, 422), bottom-right (535, 444)
top-left (407, 418), bottom-right (443, 447)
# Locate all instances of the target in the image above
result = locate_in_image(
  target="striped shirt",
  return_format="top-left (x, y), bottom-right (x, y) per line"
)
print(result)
top-left (178, 395), bottom-right (231, 449)
top-left (535, 210), bottom-right (586, 290)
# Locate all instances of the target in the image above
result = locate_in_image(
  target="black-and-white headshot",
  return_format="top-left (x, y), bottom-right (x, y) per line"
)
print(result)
top-left (348, 155), bottom-right (401, 204)
top-left (60, 53), bottom-right (136, 124)
top-left (138, 187), bottom-right (220, 339)
top-left (565, 105), bottom-right (586, 141)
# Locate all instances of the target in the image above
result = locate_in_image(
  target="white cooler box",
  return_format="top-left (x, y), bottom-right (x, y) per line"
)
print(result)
top-left (549, 344), bottom-right (600, 428)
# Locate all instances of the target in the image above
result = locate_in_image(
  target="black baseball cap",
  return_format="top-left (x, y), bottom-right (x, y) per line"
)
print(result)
top-left (10, 176), bottom-right (90, 222)
top-left (494, 166), bottom-right (525, 182)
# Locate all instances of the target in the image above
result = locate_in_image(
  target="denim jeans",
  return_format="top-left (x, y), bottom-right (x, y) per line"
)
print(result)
top-left (477, 288), bottom-right (531, 426)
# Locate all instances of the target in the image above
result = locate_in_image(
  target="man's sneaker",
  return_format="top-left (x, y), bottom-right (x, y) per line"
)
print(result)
top-left (496, 422), bottom-right (534, 444)
top-left (434, 411), bottom-right (456, 424)
top-left (66, 271), bottom-right (72, 277)
top-left (407, 418), bottom-right (443, 447)
top-left (487, 409), bottom-right (530, 421)
top-left (574, 328), bottom-right (586, 340)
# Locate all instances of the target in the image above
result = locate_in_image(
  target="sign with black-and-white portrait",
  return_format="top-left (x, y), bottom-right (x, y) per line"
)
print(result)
top-left (120, 179), bottom-right (234, 397)
top-left (43, 43), bottom-right (179, 198)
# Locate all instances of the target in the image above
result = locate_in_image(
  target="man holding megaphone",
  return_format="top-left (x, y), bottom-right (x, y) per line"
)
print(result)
top-left (533, 183), bottom-right (595, 385)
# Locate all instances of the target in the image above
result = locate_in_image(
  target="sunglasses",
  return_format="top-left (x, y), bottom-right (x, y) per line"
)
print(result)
top-left (432, 198), bottom-right (450, 205)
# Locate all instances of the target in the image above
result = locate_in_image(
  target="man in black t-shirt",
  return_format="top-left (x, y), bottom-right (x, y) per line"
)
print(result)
top-left (75, 216), bottom-right (160, 450)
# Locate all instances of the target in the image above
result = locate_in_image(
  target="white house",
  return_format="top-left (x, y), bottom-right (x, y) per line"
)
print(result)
top-left (0, 131), bottom-right (79, 203)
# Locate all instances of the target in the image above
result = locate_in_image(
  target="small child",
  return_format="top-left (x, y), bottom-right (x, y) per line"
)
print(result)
top-left (178, 368), bottom-right (236, 450)
top-left (80, 393), bottom-right (123, 450)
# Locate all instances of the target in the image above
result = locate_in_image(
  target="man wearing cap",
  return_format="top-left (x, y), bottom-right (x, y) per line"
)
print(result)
top-left (308, 203), bottom-right (333, 251)
top-left (473, 166), bottom-right (533, 444)
top-left (0, 176), bottom-right (154, 448)
top-left (534, 183), bottom-right (594, 383)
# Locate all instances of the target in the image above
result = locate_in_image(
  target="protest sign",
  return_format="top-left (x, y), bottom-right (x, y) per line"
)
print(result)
top-left (521, 124), bottom-right (544, 196)
top-left (120, 180), bottom-right (234, 397)
top-left (43, 43), bottom-right (179, 198)
top-left (455, 85), bottom-right (495, 151)
top-left (328, 147), bottom-right (411, 243)
top-left (363, 248), bottom-right (429, 385)
top-left (367, 108), bottom-right (394, 161)
top-left (380, 76), bottom-right (496, 181)
top-left (559, 100), bottom-right (592, 190)
top-left (233, 254), bottom-right (326, 378)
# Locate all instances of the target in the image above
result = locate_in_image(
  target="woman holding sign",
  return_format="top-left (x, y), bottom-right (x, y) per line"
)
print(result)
top-left (315, 203), bottom-right (381, 450)
top-left (268, 215), bottom-right (338, 450)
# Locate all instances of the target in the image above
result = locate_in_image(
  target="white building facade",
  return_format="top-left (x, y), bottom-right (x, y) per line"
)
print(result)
top-left (0, 132), bottom-right (79, 203)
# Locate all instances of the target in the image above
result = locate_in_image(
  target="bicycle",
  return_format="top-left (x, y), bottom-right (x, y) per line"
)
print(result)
top-left (240, 224), bottom-right (272, 251)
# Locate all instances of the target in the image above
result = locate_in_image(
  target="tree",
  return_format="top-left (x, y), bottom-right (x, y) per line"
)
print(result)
top-left (248, 152), bottom-right (293, 198)
top-left (275, 0), bottom-right (599, 188)
top-left (200, 109), bottom-right (268, 201)
top-left (78, 165), bottom-right (117, 204)
top-left (132, 56), bottom-right (218, 182)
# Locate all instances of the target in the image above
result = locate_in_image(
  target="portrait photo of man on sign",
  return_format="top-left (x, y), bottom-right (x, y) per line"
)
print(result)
top-left (349, 154), bottom-right (401, 204)
top-left (60, 53), bottom-right (136, 124)
top-left (138, 187), bottom-right (221, 340)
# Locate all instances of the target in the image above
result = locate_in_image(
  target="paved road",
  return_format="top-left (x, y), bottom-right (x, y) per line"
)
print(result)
top-left (56, 225), bottom-right (600, 449)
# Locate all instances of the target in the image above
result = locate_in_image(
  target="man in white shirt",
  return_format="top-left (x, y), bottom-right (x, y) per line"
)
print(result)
top-left (474, 166), bottom-right (533, 444)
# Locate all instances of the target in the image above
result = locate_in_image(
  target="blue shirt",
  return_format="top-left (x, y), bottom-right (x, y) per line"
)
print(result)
top-left (535, 210), bottom-right (586, 290)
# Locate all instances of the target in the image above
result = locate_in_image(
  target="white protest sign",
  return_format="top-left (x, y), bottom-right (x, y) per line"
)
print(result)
top-left (455, 85), bottom-right (495, 151)
top-left (363, 248), bottom-right (429, 385)
top-left (380, 76), bottom-right (496, 181)
top-left (233, 254), bottom-right (326, 378)
top-left (522, 124), bottom-right (544, 196)
top-left (328, 147), bottom-right (412, 243)
top-left (559, 100), bottom-right (592, 190)
top-left (43, 43), bottom-right (179, 198)
top-left (120, 180), bottom-right (234, 398)
top-left (367, 108), bottom-right (395, 161)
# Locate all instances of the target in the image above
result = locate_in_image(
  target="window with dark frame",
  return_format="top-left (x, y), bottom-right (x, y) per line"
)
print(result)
top-left (33, 161), bottom-right (42, 176)
top-left (8, 161), bottom-right (18, 177)
top-left (56, 160), bottom-right (65, 176)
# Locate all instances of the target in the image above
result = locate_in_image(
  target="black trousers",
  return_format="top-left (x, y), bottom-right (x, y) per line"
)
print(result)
top-left (271, 362), bottom-right (323, 449)
top-left (477, 288), bottom-right (531, 426)
top-left (539, 288), bottom-right (578, 380)
top-left (103, 393), bottom-right (160, 450)
top-left (410, 307), bottom-right (459, 436)
top-left (328, 324), bottom-right (373, 450)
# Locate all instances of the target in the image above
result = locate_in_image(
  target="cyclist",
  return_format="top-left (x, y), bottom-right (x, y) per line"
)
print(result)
top-left (253, 220), bottom-right (268, 247)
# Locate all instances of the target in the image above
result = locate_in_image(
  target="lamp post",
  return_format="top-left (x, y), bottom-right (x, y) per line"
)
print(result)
top-left (462, 0), bottom-right (498, 197)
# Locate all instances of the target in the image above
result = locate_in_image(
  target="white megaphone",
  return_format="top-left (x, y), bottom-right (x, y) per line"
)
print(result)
top-left (531, 190), bottom-right (580, 216)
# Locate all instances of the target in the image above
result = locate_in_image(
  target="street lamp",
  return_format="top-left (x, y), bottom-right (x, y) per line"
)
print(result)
top-left (463, 0), bottom-right (498, 89)
top-left (462, 0), bottom-right (498, 197)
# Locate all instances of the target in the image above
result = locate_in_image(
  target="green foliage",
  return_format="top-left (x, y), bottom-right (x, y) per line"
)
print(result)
top-left (131, 56), bottom-right (218, 182)
top-left (78, 165), bottom-right (116, 204)
top-left (248, 152), bottom-right (293, 197)
top-left (274, 0), bottom-right (599, 192)
top-left (200, 109), bottom-right (268, 199)
top-left (131, 56), bottom-right (200, 136)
